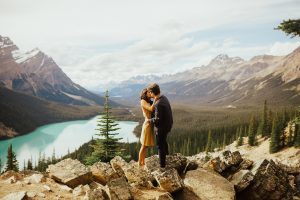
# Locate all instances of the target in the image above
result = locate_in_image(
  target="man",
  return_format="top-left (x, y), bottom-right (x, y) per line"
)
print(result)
top-left (147, 83), bottom-right (173, 169)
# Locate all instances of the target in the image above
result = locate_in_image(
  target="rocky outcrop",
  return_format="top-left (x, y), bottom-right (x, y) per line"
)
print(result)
top-left (1, 191), bottom-right (26, 200)
top-left (90, 161), bottom-right (119, 184)
top-left (46, 158), bottom-right (93, 188)
top-left (106, 177), bottom-right (134, 200)
top-left (145, 154), bottom-right (187, 174)
top-left (209, 150), bottom-right (243, 175)
top-left (184, 168), bottom-right (236, 200)
top-left (1, 151), bottom-right (299, 200)
top-left (238, 159), bottom-right (295, 200)
top-left (229, 170), bottom-right (254, 192)
top-left (153, 168), bottom-right (184, 193)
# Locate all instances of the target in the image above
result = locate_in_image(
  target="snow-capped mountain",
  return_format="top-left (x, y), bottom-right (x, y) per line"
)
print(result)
top-left (0, 36), bottom-right (115, 106)
top-left (110, 46), bottom-right (300, 106)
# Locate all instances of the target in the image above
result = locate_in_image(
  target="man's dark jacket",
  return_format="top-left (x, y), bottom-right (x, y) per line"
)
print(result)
top-left (150, 95), bottom-right (173, 133)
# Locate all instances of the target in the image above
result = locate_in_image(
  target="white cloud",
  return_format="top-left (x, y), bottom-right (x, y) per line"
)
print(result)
top-left (268, 41), bottom-right (300, 56)
top-left (1, 0), bottom-right (300, 90)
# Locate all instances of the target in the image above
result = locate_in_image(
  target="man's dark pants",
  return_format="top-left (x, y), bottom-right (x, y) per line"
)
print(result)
top-left (155, 129), bottom-right (169, 168)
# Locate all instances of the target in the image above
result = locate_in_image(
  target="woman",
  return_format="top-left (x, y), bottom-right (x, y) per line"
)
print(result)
top-left (138, 88), bottom-right (155, 167)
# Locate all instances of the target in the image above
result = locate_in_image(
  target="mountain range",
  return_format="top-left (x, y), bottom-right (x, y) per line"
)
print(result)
top-left (0, 35), bottom-right (117, 106)
top-left (110, 47), bottom-right (300, 107)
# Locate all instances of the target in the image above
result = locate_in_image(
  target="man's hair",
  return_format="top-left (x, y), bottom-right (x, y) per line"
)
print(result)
top-left (147, 83), bottom-right (160, 95)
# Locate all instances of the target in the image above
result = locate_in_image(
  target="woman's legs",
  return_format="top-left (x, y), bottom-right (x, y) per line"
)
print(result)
top-left (138, 145), bottom-right (147, 166)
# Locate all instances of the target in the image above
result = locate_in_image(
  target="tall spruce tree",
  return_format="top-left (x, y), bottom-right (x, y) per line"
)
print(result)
top-left (27, 158), bottom-right (33, 170)
top-left (294, 124), bottom-right (300, 147)
top-left (270, 116), bottom-right (281, 153)
top-left (248, 115), bottom-right (257, 146)
top-left (261, 100), bottom-right (269, 137)
top-left (86, 90), bottom-right (123, 164)
top-left (205, 130), bottom-right (213, 153)
top-left (5, 144), bottom-right (19, 172)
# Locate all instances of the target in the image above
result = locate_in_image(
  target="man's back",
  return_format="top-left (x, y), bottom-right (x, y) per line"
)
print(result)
top-left (154, 95), bottom-right (173, 133)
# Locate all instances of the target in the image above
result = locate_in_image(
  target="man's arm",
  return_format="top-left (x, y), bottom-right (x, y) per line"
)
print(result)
top-left (149, 103), bottom-right (163, 128)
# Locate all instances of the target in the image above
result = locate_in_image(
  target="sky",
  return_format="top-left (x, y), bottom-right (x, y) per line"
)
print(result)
top-left (0, 0), bottom-right (300, 91)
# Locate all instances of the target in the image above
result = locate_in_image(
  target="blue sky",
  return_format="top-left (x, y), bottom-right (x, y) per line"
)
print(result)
top-left (0, 0), bottom-right (299, 90)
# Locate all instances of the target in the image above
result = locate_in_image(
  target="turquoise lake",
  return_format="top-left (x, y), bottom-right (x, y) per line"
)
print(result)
top-left (0, 115), bottom-right (138, 171)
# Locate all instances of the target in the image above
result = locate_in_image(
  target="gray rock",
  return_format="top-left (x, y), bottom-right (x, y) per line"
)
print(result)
top-left (123, 162), bottom-right (155, 187)
top-left (47, 158), bottom-right (92, 188)
top-left (24, 173), bottom-right (44, 184)
top-left (130, 187), bottom-right (174, 200)
top-left (37, 192), bottom-right (46, 198)
top-left (240, 159), bottom-right (294, 200)
top-left (90, 161), bottom-right (119, 185)
top-left (210, 150), bottom-right (243, 174)
top-left (230, 170), bottom-right (254, 192)
top-left (145, 154), bottom-right (187, 174)
top-left (43, 184), bottom-right (52, 192)
top-left (1, 191), bottom-right (26, 200)
top-left (110, 156), bottom-right (128, 177)
top-left (73, 184), bottom-right (85, 196)
top-left (107, 177), bottom-right (133, 200)
top-left (184, 168), bottom-right (235, 200)
top-left (58, 184), bottom-right (73, 193)
top-left (153, 168), bottom-right (184, 193)
top-left (239, 158), bottom-right (254, 170)
top-left (84, 188), bottom-right (109, 200)
top-left (26, 191), bottom-right (37, 198)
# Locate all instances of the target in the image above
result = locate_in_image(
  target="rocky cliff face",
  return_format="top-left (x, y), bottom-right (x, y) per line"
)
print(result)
top-left (1, 145), bottom-right (299, 200)
top-left (0, 35), bottom-right (114, 106)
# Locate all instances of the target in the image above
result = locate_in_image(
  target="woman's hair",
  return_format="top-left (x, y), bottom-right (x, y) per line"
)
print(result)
top-left (140, 88), bottom-right (149, 102)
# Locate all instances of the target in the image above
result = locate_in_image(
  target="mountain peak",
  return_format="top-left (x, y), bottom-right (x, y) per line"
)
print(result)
top-left (208, 54), bottom-right (244, 67)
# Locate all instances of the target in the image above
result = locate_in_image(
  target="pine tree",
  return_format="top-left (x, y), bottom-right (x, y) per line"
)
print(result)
top-left (52, 148), bottom-right (56, 164)
top-left (27, 158), bottom-right (33, 170)
top-left (261, 100), bottom-right (269, 137)
top-left (5, 144), bottom-right (19, 172)
top-left (205, 130), bottom-right (212, 153)
top-left (270, 116), bottom-right (281, 153)
top-left (248, 115), bottom-right (257, 146)
top-left (287, 123), bottom-right (294, 147)
top-left (275, 19), bottom-right (300, 38)
top-left (294, 124), bottom-right (300, 148)
top-left (237, 126), bottom-right (244, 146)
top-left (86, 90), bottom-right (123, 164)
top-left (222, 133), bottom-right (226, 149)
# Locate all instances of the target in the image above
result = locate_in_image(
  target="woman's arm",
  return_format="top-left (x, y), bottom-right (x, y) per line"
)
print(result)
top-left (141, 99), bottom-right (155, 112)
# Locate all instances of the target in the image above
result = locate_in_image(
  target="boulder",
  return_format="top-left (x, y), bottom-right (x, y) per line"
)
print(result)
top-left (184, 168), bottom-right (235, 200)
top-left (84, 188), bottom-right (109, 200)
top-left (130, 187), bottom-right (174, 200)
top-left (1, 191), bottom-right (26, 200)
top-left (209, 151), bottom-right (243, 174)
top-left (24, 173), bottom-right (44, 184)
top-left (46, 158), bottom-right (92, 188)
top-left (110, 156), bottom-right (128, 177)
top-left (107, 177), bottom-right (133, 200)
top-left (90, 161), bottom-right (119, 184)
top-left (229, 170), bottom-right (254, 192)
top-left (123, 162), bottom-right (155, 187)
top-left (239, 158), bottom-right (254, 170)
top-left (58, 184), bottom-right (73, 193)
top-left (239, 159), bottom-right (294, 200)
top-left (145, 154), bottom-right (187, 174)
top-left (153, 168), bottom-right (184, 193)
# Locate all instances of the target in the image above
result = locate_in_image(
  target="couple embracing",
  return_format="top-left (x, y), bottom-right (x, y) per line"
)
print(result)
top-left (138, 83), bottom-right (173, 170)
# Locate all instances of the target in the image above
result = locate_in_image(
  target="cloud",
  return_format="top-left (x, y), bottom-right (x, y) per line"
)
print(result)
top-left (268, 41), bottom-right (300, 56)
top-left (1, 0), bottom-right (300, 90)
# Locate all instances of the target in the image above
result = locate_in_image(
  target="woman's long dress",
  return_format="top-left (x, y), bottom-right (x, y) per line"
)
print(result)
top-left (140, 99), bottom-right (155, 146)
